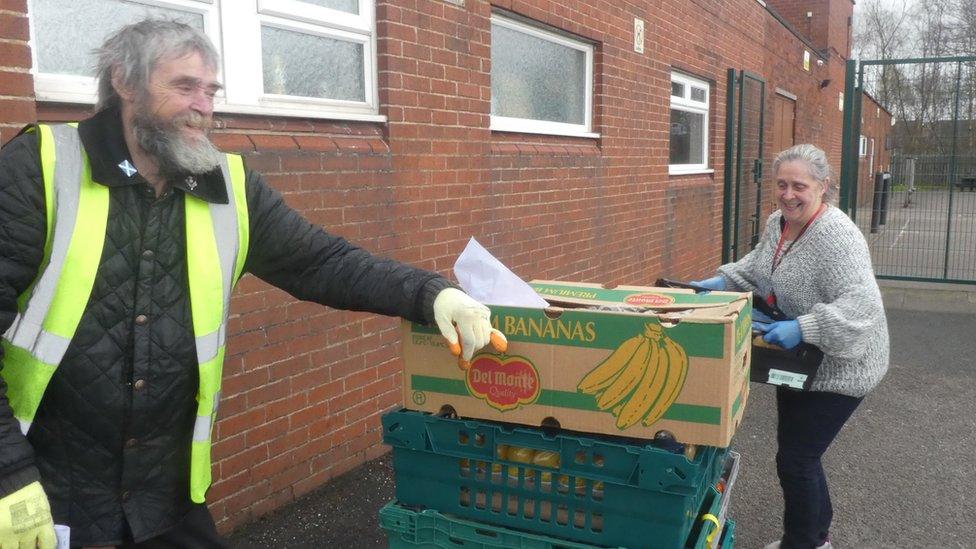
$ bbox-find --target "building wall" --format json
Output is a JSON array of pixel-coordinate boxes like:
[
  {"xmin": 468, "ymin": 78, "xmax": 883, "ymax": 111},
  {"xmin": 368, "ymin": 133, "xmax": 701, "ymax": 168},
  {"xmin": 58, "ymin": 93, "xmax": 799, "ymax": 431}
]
[
  {"xmin": 857, "ymin": 93, "xmax": 894, "ymax": 208},
  {"xmin": 760, "ymin": 13, "xmax": 845, "ymax": 218},
  {"xmin": 765, "ymin": 0, "xmax": 853, "ymax": 58},
  {"xmin": 1, "ymin": 0, "xmax": 852, "ymax": 532},
  {"xmin": 766, "ymin": 0, "xmax": 819, "ymax": 48},
  {"xmin": 0, "ymin": 0, "xmax": 35, "ymax": 144}
]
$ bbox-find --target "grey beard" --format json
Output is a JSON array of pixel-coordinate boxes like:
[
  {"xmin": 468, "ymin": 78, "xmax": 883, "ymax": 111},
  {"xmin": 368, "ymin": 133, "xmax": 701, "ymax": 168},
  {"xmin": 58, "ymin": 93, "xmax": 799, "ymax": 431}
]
[{"xmin": 132, "ymin": 113, "xmax": 222, "ymax": 179}]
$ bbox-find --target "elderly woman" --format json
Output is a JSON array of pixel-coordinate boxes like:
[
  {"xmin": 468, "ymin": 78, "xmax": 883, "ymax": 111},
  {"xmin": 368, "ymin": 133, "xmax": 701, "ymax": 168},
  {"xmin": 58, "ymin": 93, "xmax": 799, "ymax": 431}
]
[{"xmin": 695, "ymin": 144, "xmax": 889, "ymax": 549}]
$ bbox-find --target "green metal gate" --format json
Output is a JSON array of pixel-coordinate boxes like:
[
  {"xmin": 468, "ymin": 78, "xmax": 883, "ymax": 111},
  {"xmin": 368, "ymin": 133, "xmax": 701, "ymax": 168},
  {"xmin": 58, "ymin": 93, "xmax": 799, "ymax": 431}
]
[
  {"xmin": 840, "ymin": 56, "xmax": 976, "ymax": 284},
  {"xmin": 722, "ymin": 69, "xmax": 766, "ymax": 263}
]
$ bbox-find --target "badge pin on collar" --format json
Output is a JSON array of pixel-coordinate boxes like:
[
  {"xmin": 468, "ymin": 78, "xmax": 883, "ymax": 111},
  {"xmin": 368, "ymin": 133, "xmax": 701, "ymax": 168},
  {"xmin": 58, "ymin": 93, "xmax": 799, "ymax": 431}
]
[
  {"xmin": 118, "ymin": 160, "xmax": 137, "ymax": 177},
  {"xmin": 184, "ymin": 176, "xmax": 197, "ymax": 190}
]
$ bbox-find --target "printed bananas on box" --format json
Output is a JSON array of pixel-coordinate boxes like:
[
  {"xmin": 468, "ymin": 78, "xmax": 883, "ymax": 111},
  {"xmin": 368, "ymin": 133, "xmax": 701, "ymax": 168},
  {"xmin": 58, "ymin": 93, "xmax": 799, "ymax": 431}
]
[{"xmin": 577, "ymin": 323, "xmax": 688, "ymax": 429}]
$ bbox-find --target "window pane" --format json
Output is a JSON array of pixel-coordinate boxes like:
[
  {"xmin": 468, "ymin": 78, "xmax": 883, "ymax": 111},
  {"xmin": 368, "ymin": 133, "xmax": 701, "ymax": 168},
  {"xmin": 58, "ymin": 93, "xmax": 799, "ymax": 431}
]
[
  {"xmin": 262, "ymin": 26, "xmax": 365, "ymax": 102},
  {"xmin": 299, "ymin": 0, "xmax": 358, "ymax": 14},
  {"xmin": 29, "ymin": 0, "xmax": 203, "ymax": 76},
  {"xmin": 669, "ymin": 109, "xmax": 705, "ymax": 165},
  {"xmin": 671, "ymin": 82, "xmax": 684, "ymax": 97},
  {"xmin": 491, "ymin": 23, "xmax": 587, "ymax": 125},
  {"xmin": 691, "ymin": 87, "xmax": 706, "ymax": 102}
]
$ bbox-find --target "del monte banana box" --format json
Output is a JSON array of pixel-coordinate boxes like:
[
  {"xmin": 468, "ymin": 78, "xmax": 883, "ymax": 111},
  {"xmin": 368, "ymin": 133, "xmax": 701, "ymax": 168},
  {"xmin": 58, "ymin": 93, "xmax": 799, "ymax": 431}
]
[{"xmin": 402, "ymin": 280, "xmax": 752, "ymax": 447}]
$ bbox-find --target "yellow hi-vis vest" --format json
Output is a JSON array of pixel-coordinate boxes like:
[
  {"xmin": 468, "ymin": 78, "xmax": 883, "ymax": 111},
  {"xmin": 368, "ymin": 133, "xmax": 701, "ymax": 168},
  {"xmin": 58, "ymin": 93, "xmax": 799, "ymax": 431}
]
[{"xmin": 0, "ymin": 123, "xmax": 249, "ymax": 503}]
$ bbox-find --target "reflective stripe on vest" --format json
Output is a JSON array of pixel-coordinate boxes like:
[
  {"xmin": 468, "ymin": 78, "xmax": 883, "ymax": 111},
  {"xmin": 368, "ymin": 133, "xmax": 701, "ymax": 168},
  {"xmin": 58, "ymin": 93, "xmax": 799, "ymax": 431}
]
[
  {"xmin": 186, "ymin": 149, "xmax": 249, "ymax": 503},
  {"xmin": 1, "ymin": 124, "xmax": 106, "ymax": 434},
  {"xmin": 0, "ymin": 124, "xmax": 249, "ymax": 504}
]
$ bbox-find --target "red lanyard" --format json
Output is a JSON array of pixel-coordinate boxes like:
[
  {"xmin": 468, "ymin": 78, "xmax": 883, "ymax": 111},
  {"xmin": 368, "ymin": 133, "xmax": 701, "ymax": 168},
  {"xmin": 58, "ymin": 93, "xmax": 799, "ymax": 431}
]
[
  {"xmin": 771, "ymin": 204, "xmax": 825, "ymax": 273},
  {"xmin": 767, "ymin": 205, "xmax": 825, "ymax": 308}
]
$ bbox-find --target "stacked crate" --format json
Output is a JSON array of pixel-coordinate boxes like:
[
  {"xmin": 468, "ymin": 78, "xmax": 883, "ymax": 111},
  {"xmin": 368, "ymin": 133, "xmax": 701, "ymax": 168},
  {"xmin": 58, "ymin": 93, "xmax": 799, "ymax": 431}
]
[
  {"xmin": 382, "ymin": 282, "xmax": 749, "ymax": 547},
  {"xmin": 379, "ymin": 409, "xmax": 739, "ymax": 548}
]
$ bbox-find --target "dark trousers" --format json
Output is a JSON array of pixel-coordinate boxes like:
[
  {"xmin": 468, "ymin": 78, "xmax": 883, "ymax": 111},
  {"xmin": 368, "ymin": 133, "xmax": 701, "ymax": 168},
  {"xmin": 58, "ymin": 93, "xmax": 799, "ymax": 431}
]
[
  {"xmin": 776, "ymin": 387, "xmax": 862, "ymax": 549},
  {"xmin": 113, "ymin": 504, "xmax": 228, "ymax": 549}
]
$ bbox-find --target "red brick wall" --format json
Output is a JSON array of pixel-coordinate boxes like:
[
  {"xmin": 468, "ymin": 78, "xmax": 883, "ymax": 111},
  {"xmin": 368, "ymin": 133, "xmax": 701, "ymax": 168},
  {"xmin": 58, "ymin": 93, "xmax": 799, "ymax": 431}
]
[
  {"xmin": 0, "ymin": 0, "xmax": 35, "ymax": 144},
  {"xmin": 756, "ymin": 9, "xmax": 847, "ymax": 217},
  {"xmin": 857, "ymin": 93, "xmax": 893, "ymax": 207},
  {"xmin": 765, "ymin": 0, "xmax": 854, "ymax": 57},
  {"xmin": 1, "ymin": 0, "xmax": 854, "ymax": 533},
  {"xmin": 766, "ymin": 0, "xmax": 816, "ymax": 45},
  {"xmin": 826, "ymin": 0, "xmax": 854, "ymax": 59}
]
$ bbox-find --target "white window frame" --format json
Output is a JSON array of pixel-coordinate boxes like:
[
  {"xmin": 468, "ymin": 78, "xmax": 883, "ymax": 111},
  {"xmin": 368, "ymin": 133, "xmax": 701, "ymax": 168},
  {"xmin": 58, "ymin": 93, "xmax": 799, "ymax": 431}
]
[
  {"xmin": 869, "ymin": 137, "xmax": 875, "ymax": 174},
  {"xmin": 27, "ymin": 0, "xmax": 383, "ymax": 122},
  {"xmin": 669, "ymin": 71, "xmax": 711, "ymax": 175},
  {"xmin": 859, "ymin": 135, "xmax": 868, "ymax": 157},
  {"xmin": 489, "ymin": 14, "xmax": 597, "ymax": 139},
  {"xmin": 28, "ymin": 0, "xmax": 219, "ymax": 105}
]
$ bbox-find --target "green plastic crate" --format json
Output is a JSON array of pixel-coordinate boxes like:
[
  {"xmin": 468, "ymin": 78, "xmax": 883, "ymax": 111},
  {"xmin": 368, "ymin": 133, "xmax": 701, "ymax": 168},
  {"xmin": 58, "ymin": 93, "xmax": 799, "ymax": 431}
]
[
  {"xmin": 380, "ymin": 500, "xmax": 732, "ymax": 549},
  {"xmin": 686, "ymin": 485, "xmax": 729, "ymax": 549},
  {"xmin": 687, "ymin": 451, "xmax": 739, "ymax": 549},
  {"xmin": 380, "ymin": 501, "xmax": 617, "ymax": 548},
  {"xmin": 382, "ymin": 409, "xmax": 727, "ymax": 549},
  {"xmin": 719, "ymin": 520, "xmax": 734, "ymax": 548}
]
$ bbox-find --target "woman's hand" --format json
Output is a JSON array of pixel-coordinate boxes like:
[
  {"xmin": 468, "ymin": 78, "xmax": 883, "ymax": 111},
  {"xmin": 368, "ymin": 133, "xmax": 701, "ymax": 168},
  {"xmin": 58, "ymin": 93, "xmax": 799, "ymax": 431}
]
[
  {"xmin": 751, "ymin": 308, "xmax": 774, "ymax": 324},
  {"xmin": 691, "ymin": 275, "xmax": 726, "ymax": 291},
  {"xmin": 753, "ymin": 319, "xmax": 802, "ymax": 349}
]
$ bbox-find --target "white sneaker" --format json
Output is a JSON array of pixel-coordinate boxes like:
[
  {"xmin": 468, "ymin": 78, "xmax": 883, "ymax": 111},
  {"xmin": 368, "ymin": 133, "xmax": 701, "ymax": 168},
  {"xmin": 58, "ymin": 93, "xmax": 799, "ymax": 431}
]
[{"xmin": 763, "ymin": 541, "xmax": 832, "ymax": 549}]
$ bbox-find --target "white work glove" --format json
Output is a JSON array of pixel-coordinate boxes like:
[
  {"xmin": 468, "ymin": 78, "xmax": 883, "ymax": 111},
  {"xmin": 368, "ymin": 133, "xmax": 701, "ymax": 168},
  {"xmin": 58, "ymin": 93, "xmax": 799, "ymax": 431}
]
[
  {"xmin": 0, "ymin": 481, "xmax": 56, "ymax": 549},
  {"xmin": 433, "ymin": 288, "xmax": 507, "ymax": 369}
]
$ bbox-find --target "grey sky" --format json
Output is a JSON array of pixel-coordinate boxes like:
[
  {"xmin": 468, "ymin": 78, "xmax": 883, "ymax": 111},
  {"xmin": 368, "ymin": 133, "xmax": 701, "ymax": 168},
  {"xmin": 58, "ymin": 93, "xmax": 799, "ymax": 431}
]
[{"xmin": 852, "ymin": 0, "xmax": 916, "ymax": 16}]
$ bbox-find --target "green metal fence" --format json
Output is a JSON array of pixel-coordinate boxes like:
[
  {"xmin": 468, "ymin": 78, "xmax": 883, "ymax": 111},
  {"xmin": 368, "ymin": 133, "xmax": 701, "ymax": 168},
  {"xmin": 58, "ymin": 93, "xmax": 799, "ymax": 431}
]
[
  {"xmin": 840, "ymin": 56, "xmax": 976, "ymax": 284},
  {"xmin": 722, "ymin": 69, "xmax": 766, "ymax": 263}
]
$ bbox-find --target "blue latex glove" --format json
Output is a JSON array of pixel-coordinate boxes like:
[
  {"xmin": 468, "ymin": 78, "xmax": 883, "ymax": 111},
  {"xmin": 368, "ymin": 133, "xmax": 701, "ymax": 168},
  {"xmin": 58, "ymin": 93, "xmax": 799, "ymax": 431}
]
[
  {"xmin": 751, "ymin": 308, "xmax": 774, "ymax": 324},
  {"xmin": 753, "ymin": 320, "xmax": 802, "ymax": 350},
  {"xmin": 691, "ymin": 275, "xmax": 726, "ymax": 291}
]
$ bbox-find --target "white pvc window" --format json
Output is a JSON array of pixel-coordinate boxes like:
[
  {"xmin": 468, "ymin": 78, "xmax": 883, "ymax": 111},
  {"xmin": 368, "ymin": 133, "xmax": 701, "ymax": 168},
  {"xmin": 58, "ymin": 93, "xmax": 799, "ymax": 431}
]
[
  {"xmin": 669, "ymin": 72, "xmax": 710, "ymax": 174},
  {"xmin": 859, "ymin": 135, "xmax": 868, "ymax": 157},
  {"xmin": 869, "ymin": 137, "xmax": 875, "ymax": 173},
  {"xmin": 27, "ymin": 0, "xmax": 381, "ymax": 121},
  {"xmin": 490, "ymin": 14, "xmax": 596, "ymax": 138}
]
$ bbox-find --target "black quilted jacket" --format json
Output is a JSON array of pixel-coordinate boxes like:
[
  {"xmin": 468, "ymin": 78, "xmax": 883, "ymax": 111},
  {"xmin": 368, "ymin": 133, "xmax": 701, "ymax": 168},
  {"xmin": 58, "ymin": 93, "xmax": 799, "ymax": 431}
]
[{"xmin": 0, "ymin": 108, "xmax": 451, "ymax": 545}]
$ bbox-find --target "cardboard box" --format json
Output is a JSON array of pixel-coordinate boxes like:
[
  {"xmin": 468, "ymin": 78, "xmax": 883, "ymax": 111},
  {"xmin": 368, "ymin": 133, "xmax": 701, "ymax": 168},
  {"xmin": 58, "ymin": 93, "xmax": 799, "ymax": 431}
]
[{"xmin": 401, "ymin": 281, "xmax": 752, "ymax": 447}]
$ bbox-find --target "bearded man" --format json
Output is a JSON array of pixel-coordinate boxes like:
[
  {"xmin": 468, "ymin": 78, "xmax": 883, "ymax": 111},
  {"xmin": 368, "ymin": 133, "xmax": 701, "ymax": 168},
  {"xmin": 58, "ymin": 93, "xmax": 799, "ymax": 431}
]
[{"xmin": 0, "ymin": 19, "xmax": 500, "ymax": 547}]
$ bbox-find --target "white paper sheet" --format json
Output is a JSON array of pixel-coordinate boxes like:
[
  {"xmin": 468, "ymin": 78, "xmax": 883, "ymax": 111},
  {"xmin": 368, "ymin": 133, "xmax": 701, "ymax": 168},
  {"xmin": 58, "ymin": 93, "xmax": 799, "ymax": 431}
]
[
  {"xmin": 453, "ymin": 237, "xmax": 549, "ymax": 308},
  {"xmin": 54, "ymin": 524, "xmax": 69, "ymax": 549}
]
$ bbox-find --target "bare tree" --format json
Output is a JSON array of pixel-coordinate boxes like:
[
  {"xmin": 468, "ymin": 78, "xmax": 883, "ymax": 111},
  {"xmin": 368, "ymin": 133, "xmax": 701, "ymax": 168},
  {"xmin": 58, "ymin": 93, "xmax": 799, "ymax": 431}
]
[
  {"xmin": 853, "ymin": 0, "xmax": 911, "ymax": 110},
  {"xmin": 947, "ymin": 0, "xmax": 976, "ymax": 55},
  {"xmin": 855, "ymin": 0, "xmax": 975, "ymax": 155},
  {"xmin": 853, "ymin": 0, "xmax": 912, "ymax": 60},
  {"xmin": 947, "ymin": 0, "xmax": 976, "ymax": 150}
]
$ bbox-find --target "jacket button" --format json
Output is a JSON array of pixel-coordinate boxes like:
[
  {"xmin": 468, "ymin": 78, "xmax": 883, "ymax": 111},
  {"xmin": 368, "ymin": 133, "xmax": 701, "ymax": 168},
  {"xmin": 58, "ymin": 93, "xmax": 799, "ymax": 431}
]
[
  {"xmin": 134, "ymin": 379, "xmax": 146, "ymax": 391},
  {"xmin": 121, "ymin": 491, "xmax": 130, "ymax": 502},
  {"xmin": 135, "ymin": 314, "xmax": 148, "ymax": 325},
  {"xmin": 142, "ymin": 249, "xmax": 154, "ymax": 259},
  {"xmin": 125, "ymin": 438, "xmax": 138, "ymax": 449}
]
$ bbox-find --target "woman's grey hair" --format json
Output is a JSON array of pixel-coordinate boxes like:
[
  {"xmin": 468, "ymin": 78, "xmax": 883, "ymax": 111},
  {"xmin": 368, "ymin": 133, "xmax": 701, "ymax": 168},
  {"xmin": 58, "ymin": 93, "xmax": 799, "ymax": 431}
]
[
  {"xmin": 94, "ymin": 19, "xmax": 219, "ymax": 112},
  {"xmin": 772, "ymin": 143, "xmax": 837, "ymax": 203}
]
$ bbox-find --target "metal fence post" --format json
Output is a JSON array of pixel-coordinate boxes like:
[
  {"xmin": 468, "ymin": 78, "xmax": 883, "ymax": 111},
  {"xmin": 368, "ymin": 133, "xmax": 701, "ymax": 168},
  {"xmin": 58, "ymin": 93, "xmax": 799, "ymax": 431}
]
[{"xmin": 839, "ymin": 59, "xmax": 858, "ymax": 216}]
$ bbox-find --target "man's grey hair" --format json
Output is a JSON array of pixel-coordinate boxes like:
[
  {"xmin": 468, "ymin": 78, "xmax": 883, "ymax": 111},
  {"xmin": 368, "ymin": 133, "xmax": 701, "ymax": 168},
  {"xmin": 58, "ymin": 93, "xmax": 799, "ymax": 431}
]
[
  {"xmin": 94, "ymin": 19, "xmax": 219, "ymax": 112},
  {"xmin": 772, "ymin": 143, "xmax": 837, "ymax": 204}
]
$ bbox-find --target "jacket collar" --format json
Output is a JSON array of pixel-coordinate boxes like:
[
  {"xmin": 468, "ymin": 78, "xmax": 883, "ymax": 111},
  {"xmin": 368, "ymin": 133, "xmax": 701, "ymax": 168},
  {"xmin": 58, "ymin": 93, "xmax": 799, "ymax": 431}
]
[{"xmin": 76, "ymin": 107, "xmax": 228, "ymax": 204}]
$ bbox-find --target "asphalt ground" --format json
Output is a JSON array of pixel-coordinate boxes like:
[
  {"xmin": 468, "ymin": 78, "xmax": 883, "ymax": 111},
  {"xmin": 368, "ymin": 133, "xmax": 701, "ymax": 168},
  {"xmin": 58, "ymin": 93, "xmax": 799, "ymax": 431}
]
[
  {"xmin": 229, "ymin": 307, "xmax": 976, "ymax": 548},
  {"xmin": 856, "ymin": 189, "xmax": 976, "ymax": 281}
]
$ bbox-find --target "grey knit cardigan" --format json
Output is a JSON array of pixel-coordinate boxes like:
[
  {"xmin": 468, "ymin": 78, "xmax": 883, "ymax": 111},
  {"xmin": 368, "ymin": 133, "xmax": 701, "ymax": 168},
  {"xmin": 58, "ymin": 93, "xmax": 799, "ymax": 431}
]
[{"xmin": 718, "ymin": 206, "xmax": 889, "ymax": 397}]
